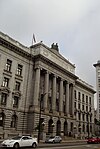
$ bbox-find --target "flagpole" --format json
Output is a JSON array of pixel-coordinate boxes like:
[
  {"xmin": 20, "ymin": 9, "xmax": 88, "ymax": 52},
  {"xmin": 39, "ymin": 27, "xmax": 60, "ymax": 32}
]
[{"xmin": 32, "ymin": 33, "xmax": 36, "ymax": 45}]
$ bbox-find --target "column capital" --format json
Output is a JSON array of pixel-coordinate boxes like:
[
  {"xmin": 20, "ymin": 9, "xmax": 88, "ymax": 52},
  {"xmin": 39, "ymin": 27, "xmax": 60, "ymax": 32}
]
[
  {"xmin": 52, "ymin": 74, "xmax": 57, "ymax": 78},
  {"xmin": 35, "ymin": 66, "xmax": 41, "ymax": 70},
  {"xmin": 44, "ymin": 70, "xmax": 49, "ymax": 74},
  {"xmin": 60, "ymin": 78, "xmax": 64, "ymax": 81},
  {"xmin": 65, "ymin": 80, "xmax": 70, "ymax": 84}
]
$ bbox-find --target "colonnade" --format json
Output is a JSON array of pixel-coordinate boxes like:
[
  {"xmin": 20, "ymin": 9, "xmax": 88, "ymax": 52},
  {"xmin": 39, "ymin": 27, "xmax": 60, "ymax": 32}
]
[{"xmin": 33, "ymin": 67, "xmax": 75, "ymax": 116}]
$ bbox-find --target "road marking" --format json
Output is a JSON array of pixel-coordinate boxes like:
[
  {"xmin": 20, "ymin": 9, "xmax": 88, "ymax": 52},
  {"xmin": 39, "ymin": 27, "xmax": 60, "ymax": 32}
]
[{"xmin": 85, "ymin": 145, "xmax": 100, "ymax": 148}]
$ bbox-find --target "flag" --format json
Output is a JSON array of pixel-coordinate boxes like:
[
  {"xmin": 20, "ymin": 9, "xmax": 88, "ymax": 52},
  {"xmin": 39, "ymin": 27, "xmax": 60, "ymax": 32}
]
[{"xmin": 32, "ymin": 33, "xmax": 36, "ymax": 45}]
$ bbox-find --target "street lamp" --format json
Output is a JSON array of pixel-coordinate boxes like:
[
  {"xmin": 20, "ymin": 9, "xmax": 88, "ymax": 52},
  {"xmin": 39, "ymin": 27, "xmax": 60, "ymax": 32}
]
[
  {"xmin": 51, "ymin": 122, "xmax": 55, "ymax": 136},
  {"xmin": 38, "ymin": 94, "xmax": 43, "ymax": 143},
  {"xmin": 73, "ymin": 125, "xmax": 76, "ymax": 138},
  {"xmin": 87, "ymin": 113, "xmax": 89, "ymax": 138},
  {"xmin": 78, "ymin": 125, "xmax": 81, "ymax": 139},
  {"xmin": 38, "ymin": 93, "xmax": 47, "ymax": 143}
]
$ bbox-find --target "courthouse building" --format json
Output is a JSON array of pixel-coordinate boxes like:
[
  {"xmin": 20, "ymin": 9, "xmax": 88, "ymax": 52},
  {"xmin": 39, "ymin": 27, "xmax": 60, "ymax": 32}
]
[{"xmin": 0, "ymin": 31, "xmax": 95, "ymax": 139}]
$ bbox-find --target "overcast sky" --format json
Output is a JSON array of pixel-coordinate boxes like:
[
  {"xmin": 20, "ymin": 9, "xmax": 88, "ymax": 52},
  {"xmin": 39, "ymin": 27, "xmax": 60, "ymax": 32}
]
[{"xmin": 0, "ymin": 0, "xmax": 100, "ymax": 107}]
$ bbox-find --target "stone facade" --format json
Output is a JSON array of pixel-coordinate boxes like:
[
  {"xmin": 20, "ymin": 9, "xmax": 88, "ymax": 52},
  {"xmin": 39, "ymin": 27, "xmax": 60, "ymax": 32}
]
[
  {"xmin": 94, "ymin": 61, "xmax": 100, "ymax": 120},
  {"xmin": 0, "ymin": 32, "xmax": 95, "ymax": 139}
]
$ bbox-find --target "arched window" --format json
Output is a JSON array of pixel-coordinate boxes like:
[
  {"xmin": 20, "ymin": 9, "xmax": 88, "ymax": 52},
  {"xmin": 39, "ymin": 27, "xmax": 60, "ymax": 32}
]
[
  {"xmin": 56, "ymin": 120, "xmax": 61, "ymax": 136},
  {"xmin": 64, "ymin": 121, "xmax": 68, "ymax": 136},
  {"xmin": 11, "ymin": 115, "xmax": 17, "ymax": 128},
  {"xmin": 48, "ymin": 119, "xmax": 54, "ymax": 134}
]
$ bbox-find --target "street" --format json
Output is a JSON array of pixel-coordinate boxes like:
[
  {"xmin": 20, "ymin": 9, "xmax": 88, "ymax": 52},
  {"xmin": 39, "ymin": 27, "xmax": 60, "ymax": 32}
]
[
  {"xmin": 37, "ymin": 144, "xmax": 100, "ymax": 149},
  {"xmin": 1, "ymin": 142, "xmax": 100, "ymax": 149}
]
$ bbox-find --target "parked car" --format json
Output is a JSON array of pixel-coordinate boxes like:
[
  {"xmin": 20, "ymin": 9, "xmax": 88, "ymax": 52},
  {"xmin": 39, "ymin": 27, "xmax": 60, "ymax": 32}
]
[
  {"xmin": 87, "ymin": 137, "xmax": 100, "ymax": 144},
  {"xmin": 45, "ymin": 136, "xmax": 62, "ymax": 143},
  {"xmin": 1, "ymin": 135, "xmax": 38, "ymax": 148}
]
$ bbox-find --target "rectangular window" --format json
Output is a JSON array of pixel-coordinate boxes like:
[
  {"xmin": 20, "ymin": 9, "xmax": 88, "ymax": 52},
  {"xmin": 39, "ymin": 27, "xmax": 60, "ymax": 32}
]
[
  {"xmin": 5, "ymin": 59, "xmax": 12, "ymax": 72},
  {"xmin": 15, "ymin": 81, "xmax": 20, "ymax": 91},
  {"xmin": 74, "ymin": 102, "xmax": 76, "ymax": 108},
  {"xmin": 78, "ymin": 92, "xmax": 81, "ymax": 100},
  {"xmin": 86, "ymin": 106, "xmax": 88, "ymax": 111},
  {"xmin": 2, "ymin": 77, "xmax": 9, "ymax": 87},
  {"xmin": 78, "ymin": 113, "xmax": 81, "ymax": 120},
  {"xmin": 82, "ymin": 105, "xmax": 84, "ymax": 110},
  {"xmin": 89, "ymin": 97, "xmax": 91, "ymax": 104},
  {"xmin": 16, "ymin": 64, "xmax": 23, "ymax": 76},
  {"xmin": 13, "ymin": 96, "xmax": 19, "ymax": 107},
  {"xmin": 82, "ymin": 114, "xmax": 85, "ymax": 121},
  {"xmin": 74, "ymin": 90, "xmax": 77, "ymax": 99},
  {"xmin": 82, "ymin": 94, "xmax": 84, "ymax": 102},
  {"xmin": 1, "ymin": 93, "xmax": 7, "ymax": 105},
  {"xmin": 89, "ymin": 107, "xmax": 91, "ymax": 112},
  {"xmin": 78, "ymin": 103, "xmax": 80, "ymax": 109},
  {"xmin": 86, "ymin": 96, "xmax": 88, "ymax": 103},
  {"xmin": 86, "ymin": 115, "xmax": 88, "ymax": 122}
]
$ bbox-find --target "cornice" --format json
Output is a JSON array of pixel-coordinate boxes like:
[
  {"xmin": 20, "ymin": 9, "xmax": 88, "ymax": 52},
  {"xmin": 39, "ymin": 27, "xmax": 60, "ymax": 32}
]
[
  {"xmin": 0, "ymin": 36, "xmax": 31, "ymax": 60},
  {"xmin": 75, "ymin": 79, "xmax": 96, "ymax": 94},
  {"xmin": 34, "ymin": 54, "xmax": 78, "ymax": 80}
]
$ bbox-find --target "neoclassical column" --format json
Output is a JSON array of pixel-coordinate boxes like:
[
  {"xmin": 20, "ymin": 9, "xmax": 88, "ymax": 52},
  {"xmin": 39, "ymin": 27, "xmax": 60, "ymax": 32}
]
[
  {"xmin": 44, "ymin": 71, "xmax": 49, "ymax": 111},
  {"xmin": 33, "ymin": 67, "xmax": 41, "ymax": 106},
  {"xmin": 52, "ymin": 75, "xmax": 56, "ymax": 111},
  {"xmin": 71, "ymin": 84, "xmax": 75, "ymax": 116},
  {"xmin": 59, "ymin": 79, "xmax": 63, "ymax": 113},
  {"xmin": 65, "ymin": 82, "xmax": 69, "ymax": 115}
]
